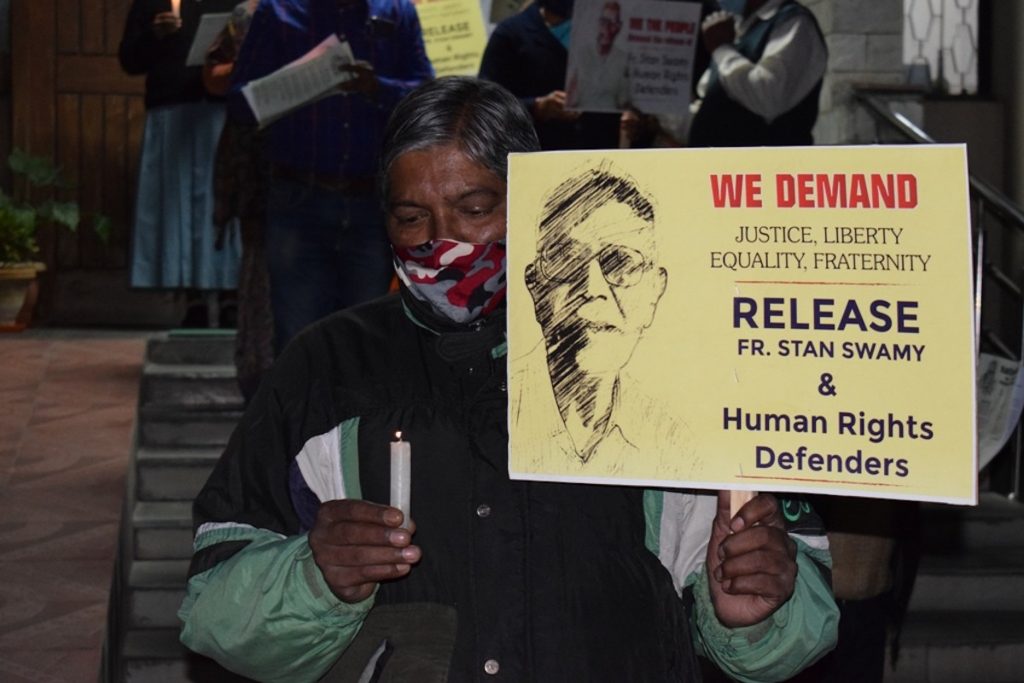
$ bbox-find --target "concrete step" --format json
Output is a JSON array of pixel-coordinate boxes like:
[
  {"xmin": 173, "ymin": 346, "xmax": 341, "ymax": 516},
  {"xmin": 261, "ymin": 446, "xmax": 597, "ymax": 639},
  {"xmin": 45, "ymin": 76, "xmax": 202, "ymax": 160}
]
[
  {"xmin": 921, "ymin": 493, "xmax": 1024, "ymax": 553},
  {"xmin": 134, "ymin": 501, "xmax": 194, "ymax": 561},
  {"xmin": 140, "ymin": 363, "xmax": 243, "ymax": 411},
  {"xmin": 885, "ymin": 611, "xmax": 1024, "ymax": 683},
  {"xmin": 122, "ymin": 628, "xmax": 191, "ymax": 683},
  {"xmin": 146, "ymin": 333, "xmax": 236, "ymax": 367},
  {"xmin": 122, "ymin": 628, "xmax": 255, "ymax": 682},
  {"xmin": 128, "ymin": 560, "xmax": 190, "ymax": 629},
  {"xmin": 139, "ymin": 407, "xmax": 242, "ymax": 449},
  {"xmin": 908, "ymin": 548, "xmax": 1024, "ymax": 612},
  {"xmin": 136, "ymin": 447, "xmax": 221, "ymax": 502}
]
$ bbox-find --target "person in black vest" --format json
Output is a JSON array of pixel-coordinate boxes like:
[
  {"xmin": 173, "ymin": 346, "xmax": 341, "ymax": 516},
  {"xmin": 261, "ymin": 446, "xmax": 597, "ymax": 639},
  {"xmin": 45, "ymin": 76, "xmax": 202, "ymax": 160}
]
[{"xmin": 687, "ymin": 0, "xmax": 827, "ymax": 147}]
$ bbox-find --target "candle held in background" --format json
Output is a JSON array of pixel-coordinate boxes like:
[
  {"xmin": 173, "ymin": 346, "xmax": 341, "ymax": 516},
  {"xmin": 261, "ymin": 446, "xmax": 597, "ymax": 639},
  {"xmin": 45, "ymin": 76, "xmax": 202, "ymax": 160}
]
[
  {"xmin": 390, "ymin": 432, "xmax": 411, "ymax": 523},
  {"xmin": 170, "ymin": 0, "xmax": 181, "ymax": 17}
]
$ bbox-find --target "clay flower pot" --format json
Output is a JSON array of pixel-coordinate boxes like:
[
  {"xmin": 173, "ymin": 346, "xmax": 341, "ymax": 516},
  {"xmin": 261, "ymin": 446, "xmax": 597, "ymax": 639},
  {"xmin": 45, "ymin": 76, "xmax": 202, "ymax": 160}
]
[{"xmin": 0, "ymin": 262, "xmax": 45, "ymax": 331}]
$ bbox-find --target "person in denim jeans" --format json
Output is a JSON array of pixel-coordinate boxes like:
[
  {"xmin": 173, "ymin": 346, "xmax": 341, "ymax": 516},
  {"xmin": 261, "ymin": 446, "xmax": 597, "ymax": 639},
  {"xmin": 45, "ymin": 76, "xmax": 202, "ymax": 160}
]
[{"xmin": 229, "ymin": 0, "xmax": 434, "ymax": 353}]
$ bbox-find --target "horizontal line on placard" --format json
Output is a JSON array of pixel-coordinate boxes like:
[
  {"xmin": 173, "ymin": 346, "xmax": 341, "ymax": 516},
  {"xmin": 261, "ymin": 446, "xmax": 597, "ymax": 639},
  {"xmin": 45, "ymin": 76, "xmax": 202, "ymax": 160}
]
[
  {"xmin": 733, "ymin": 280, "xmax": 905, "ymax": 286},
  {"xmin": 735, "ymin": 474, "xmax": 904, "ymax": 487}
]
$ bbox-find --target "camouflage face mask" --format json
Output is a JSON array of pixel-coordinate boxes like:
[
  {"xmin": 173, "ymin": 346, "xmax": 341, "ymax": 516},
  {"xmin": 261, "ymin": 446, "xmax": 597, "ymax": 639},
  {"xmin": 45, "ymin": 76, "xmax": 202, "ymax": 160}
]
[{"xmin": 392, "ymin": 239, "xmax": 507, "ymax": 324}]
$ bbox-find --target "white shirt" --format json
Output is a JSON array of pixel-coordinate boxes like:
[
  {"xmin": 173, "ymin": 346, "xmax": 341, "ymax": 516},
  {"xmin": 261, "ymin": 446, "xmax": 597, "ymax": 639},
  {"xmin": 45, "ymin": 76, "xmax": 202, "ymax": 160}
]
[{"xmin": 694, "ymin": 0, "xmax": 827, "ymax": 124}]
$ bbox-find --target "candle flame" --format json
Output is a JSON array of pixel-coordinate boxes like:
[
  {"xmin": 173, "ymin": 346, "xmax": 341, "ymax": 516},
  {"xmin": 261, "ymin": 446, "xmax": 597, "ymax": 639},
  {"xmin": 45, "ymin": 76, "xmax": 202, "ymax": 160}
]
[{"xmin": 394, "ymin": 430, "xmax": 402, "ymax": 441}]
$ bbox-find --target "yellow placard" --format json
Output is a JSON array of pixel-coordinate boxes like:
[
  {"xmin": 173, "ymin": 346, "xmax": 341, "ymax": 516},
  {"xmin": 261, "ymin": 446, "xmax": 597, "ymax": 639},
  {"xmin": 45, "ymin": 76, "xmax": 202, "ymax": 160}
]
[
  {"xmin": 412, "ymin": 0, "xmax": 488, "ymax": 77},
  {"xmin": 507, "ymin": 146, "xmax": 977, "ymax": 505}
]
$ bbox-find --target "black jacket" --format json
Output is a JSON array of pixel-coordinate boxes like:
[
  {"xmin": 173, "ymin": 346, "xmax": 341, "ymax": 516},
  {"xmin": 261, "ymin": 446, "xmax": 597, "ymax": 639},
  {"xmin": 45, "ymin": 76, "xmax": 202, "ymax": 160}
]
[
  {"xmin": 119, "ymin": 0, "xmax": 238, "ymax": 109},
  {"xmin": 190, "ymin": 291, "xmax": 699, "ymax": 681}
]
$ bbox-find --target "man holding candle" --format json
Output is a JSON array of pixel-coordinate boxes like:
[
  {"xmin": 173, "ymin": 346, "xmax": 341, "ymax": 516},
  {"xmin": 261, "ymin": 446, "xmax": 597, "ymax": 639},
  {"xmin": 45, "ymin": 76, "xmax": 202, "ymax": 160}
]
[
  {"xmin": 119, "ymin": 0, "xmax": 243, "ymax": 322},
  {"xmin": 179, "ymin": 77, "xmax": 837, "ymax": 682}
]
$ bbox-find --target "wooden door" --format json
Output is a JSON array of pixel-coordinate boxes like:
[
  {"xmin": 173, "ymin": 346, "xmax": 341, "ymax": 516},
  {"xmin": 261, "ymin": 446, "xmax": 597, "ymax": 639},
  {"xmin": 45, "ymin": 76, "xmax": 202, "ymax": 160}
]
[{"xmin": 11, "ymin": 0, "xmax": 147, "ymax": 318}]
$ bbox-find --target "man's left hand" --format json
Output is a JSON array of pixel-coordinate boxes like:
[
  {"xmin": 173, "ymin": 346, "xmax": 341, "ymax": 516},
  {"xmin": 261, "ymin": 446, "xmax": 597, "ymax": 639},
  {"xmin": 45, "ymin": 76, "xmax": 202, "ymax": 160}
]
[
  {"xmin": 338, "ymin": 61, "xmax": 379, "ymax": 97},
  {"xmin": 705, "ymin": 491, "xmax": 797, "ymax": 628}
]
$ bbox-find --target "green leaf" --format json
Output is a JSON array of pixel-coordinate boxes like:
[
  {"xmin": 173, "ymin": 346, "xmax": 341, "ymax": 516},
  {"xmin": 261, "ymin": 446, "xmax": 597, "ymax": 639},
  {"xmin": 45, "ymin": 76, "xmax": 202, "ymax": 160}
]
[
  {"xmin": 92, "ymin": 214, "xmax": 112, "ymax": 244},
  {"xmin": 8, "ymin": 148, "xmax": 65, "ymax": 188},
  {"xmin": 40, "ymin": 200, "xmax": 81, "ymax": 230},
  {"xmin": 0, "ymin": 204, "xmax": 39, "ymax": 262}
]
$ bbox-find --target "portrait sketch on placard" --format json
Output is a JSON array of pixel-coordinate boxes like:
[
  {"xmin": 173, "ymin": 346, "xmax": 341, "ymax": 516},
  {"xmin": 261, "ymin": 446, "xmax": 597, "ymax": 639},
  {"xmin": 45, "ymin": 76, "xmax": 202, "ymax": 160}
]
[{"xmin": 510, "ymin": 161, "xmax": 694, "ymax": 479}]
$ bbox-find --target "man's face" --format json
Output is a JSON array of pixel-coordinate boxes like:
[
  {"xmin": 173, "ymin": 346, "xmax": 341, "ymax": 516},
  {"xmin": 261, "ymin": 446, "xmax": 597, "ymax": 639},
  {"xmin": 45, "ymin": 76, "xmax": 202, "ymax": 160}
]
[
  {"xmin": 597, "ymin": 2, "xmax": 622, "ymax": 55},
  {"xmin": 385, "ymin": 144, "xmax": 507, "ymax": 248},
  {"xmin": 527, "ymin": 200, "xmax": 667, "ymax": 379}
]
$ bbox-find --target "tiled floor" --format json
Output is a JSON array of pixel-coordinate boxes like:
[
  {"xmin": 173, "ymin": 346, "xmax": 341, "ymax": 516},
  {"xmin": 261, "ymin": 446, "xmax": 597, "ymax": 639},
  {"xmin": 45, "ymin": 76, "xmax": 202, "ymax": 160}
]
[{"xmin": 0, "ymin": 330, "xmax": 148, "ymax": 683}]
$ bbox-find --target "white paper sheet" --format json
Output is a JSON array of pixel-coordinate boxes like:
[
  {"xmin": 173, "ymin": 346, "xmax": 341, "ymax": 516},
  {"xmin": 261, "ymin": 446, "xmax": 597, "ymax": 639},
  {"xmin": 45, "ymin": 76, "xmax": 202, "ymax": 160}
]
[
  {"xmin": 240, "ymin": 34, "xmax": 356, "ymax": 128},
  {"xmin": 185, "ymin": 12, "xmax": 232, "ymax": 67},
  {"xmin": 977, "ymin": 352, "xmax": 1024, "ymax": 469}
]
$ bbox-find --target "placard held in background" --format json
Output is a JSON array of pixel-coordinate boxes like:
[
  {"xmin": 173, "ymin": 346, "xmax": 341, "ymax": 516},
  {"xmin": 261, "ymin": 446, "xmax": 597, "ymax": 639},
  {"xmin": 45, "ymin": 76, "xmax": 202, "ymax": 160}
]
[
  {"xmin": 413, "ymin": 0, "xmax": 488, "ymax": 76},
  {"xmin": 566, "ymin": 0, "xmax": 701, "ymax": 115}
]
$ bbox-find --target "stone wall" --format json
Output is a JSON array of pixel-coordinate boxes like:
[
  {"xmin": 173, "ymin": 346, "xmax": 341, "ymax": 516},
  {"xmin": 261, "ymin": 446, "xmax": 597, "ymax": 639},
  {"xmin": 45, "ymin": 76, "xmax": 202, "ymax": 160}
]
[{"xmin": 804, "ymin": 0, "xmax": 906, "ymax": 145}]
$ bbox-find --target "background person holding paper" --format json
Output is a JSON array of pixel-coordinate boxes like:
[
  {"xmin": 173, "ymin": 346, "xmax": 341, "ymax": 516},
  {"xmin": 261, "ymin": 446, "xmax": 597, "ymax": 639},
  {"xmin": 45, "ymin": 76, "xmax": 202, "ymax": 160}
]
[
  {"xmin": 229, "ymin": 0, "xmax": 433, "ymax": 354},
  {"xmin": 478, "ymin": 0, "xmax": 621, "ymax": 151},
  {"xmin": 178, "ymin": 77, "xmax": 838, "ymax": 683},
  {"xmin": 119, "ymin": 0, "xmax": 243, "ymax": 326}
]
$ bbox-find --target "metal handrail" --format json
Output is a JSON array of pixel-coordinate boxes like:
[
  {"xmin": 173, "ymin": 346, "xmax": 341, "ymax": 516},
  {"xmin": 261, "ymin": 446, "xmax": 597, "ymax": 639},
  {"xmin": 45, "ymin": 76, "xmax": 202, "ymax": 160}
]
[
  {"xmin": 854, "ymin": 92, "xmax": 1024, "ymax": 229},
  {"xmin": 853, "ymin": 88, "xmax": 1024, "ymax": 500},
  {"xmin": 853, "ymin": 89, "xmax": 1024, "ymax": 346}
]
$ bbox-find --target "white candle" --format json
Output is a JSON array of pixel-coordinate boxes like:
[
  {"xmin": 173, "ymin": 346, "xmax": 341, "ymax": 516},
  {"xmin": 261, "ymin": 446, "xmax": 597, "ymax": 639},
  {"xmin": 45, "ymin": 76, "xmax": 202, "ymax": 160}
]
[
  {"xmin": 390, "ymin": 431, "xmax": 411, "ymax": 523},
  {"xmin": 170, "ymin": 0, "xmax": 181, "ymax": 17}
]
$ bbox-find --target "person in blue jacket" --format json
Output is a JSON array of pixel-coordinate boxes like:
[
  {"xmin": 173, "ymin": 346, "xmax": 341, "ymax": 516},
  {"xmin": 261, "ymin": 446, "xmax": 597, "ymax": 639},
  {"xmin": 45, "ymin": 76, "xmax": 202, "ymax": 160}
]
[{"xmin": 228, "ymin": 0, "xmax": 434, "ymax": 353}]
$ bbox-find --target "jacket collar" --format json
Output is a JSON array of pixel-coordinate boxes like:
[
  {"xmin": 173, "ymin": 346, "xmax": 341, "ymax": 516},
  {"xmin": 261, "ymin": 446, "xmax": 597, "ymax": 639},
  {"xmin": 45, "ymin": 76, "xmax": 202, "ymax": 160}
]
[{"xmin": 399, "ymin": 284, "xmax": 507, "ymax": 361}]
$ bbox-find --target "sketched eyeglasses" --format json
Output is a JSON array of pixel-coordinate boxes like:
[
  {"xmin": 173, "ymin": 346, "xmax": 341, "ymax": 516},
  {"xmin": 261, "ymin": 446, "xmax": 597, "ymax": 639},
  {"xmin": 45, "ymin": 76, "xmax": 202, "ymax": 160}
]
[{"xmin": 538, "ymin": 243, "xmax": 651, "ymax": 288}]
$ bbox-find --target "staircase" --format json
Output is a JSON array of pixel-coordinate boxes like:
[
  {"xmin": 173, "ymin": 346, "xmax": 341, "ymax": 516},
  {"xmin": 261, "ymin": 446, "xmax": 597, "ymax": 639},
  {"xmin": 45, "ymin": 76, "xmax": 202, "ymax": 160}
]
[
  {"xmin": 103, "ymin": 332, "xmax": 1024, "ymax": 682},
  {"xmin": 106, "ymin": 331, "xmax": 246, "ymax": 682},
  {"xmin": 887, "ymin": 493, "xmax": 1024, "ymax": 682}
]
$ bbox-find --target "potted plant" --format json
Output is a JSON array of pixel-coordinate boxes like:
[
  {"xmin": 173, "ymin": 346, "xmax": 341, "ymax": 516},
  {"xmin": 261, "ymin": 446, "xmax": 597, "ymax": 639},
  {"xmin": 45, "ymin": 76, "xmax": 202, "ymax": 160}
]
[{"xmin": 0, "ymin": 149, "xmax": 110, "ymax": 330}]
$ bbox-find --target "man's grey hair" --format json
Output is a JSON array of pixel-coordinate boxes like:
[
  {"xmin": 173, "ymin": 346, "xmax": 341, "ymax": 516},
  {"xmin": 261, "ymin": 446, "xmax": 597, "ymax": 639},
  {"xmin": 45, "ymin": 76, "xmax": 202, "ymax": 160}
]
[{"xmin": 379, "ymin": 76, "xmax": 541, "ymax": 199}]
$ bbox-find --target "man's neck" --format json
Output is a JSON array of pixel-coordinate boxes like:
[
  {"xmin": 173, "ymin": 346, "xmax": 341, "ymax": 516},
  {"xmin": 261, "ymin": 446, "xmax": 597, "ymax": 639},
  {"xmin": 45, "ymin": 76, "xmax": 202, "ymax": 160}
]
[{"xmin": 552, "ymin": 368, "xmax": 618, "ymax": 463}]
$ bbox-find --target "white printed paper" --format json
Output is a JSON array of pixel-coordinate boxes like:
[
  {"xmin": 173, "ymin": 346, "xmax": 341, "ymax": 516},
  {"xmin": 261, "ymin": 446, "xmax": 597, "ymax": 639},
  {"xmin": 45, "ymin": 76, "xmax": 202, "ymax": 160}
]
[
  {"xmin": 977, "ymin": 352, "xmax": 1024, "ymax": 469},
  {"xmin": 241, "ymin": 34, "xmax": 356, "ymax": 128}
]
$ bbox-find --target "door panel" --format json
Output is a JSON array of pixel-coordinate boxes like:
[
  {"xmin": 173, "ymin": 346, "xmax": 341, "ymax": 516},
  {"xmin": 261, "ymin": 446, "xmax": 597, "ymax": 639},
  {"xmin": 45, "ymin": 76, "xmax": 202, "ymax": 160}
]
[{"xmin": 13, "ymin": 0, "xmax": 147, "ymax": 316}]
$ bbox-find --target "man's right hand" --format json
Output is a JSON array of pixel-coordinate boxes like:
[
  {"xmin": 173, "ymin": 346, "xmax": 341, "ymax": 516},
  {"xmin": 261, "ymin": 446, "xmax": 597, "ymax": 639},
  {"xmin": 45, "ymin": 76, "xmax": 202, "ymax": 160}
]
[
  {"xmin": 532, "ymin": 90, "xmax": 581, "ymax": 122},
  {"xmin": 701, "ymin": 10, "xmax": 736, "ymax": 54},
  {"xmin": 309, "ymin": 499, "xmax": 421, "ymax": 603},
  {"xmin": 151, "ymin": 11, "xmax": 182, "ymax": 39}
]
